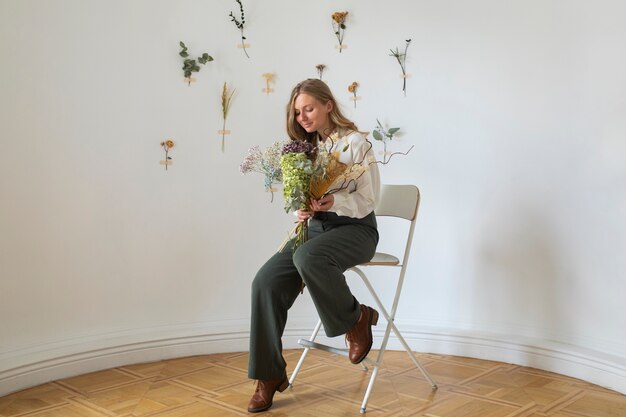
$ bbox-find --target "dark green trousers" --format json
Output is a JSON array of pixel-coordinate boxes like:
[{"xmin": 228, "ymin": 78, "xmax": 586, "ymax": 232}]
[{"xmin": 248, "ymin": 212, "xmax": 378, "ymax": 380}]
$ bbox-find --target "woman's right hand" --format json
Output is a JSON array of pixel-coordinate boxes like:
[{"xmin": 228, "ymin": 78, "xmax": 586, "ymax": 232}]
[{"xmin": 296, "ymin": 209, "xmax": 314, "ymax": 223}]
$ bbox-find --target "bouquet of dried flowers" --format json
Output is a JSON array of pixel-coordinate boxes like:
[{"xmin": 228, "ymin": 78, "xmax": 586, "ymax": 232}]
[
  {"xmin": 246, "ymin": 130, "xmax": 410, "ymax": 254},
  {"xmin": 279, "ymin": 140, "xmax": 316, "ymax": 249},
  {"xmin": 317, "ymin": 132, "xmax": 373, "ymax": 198},
  {"xmin": 280, "ymin": 141, "xmax": 315, "ymax": 211},
  {"xmin": 309, "ymin": 143, "xmax": 347, "ymax": 200},
  {"xmin": 280, "ymin": 133, "xmax": 377, "ymax": 251},
  {"xmin": 239, "ymin": 141, "xmax": 284, "ymax": 202}
]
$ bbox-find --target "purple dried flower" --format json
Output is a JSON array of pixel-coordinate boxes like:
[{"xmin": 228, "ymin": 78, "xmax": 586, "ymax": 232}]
[
  {"xmin": 282, "ymin": 140, "xmax": 315, "ymax": 156},
  {"xmin": 239, "ymin": 145, "xmax": 261, "ymax": 174}
]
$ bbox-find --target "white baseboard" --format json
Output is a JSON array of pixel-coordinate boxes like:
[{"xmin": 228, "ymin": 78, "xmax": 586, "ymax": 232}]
[{"xmin": 2, "ymin": 322, "xmax": 625, "ymax": 397}]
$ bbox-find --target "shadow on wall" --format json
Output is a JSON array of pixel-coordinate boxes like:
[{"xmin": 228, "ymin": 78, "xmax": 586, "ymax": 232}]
[{"xmin": 470, "ymin": 199, "xmax": 572, "ymax": 351}]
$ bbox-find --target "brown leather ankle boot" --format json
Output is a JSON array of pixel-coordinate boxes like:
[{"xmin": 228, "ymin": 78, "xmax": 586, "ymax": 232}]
[
  {"xmin": 346, "ymin": 304, "xmax": 379, "ymax": 364},
  {"xmin": 247, "ymin": 374, "xmax": 289, "ymax": 413}
]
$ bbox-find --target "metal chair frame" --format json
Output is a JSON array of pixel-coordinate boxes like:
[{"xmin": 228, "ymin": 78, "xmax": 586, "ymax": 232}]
[{"xmin": 288, "ymin": 184, "xmax": 438, "ymax": 413}]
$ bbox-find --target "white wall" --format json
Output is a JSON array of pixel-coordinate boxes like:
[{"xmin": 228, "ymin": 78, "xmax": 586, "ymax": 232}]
[{"xmin": 1, "ymin": 0, "xmax": 625, "ymax": 396}]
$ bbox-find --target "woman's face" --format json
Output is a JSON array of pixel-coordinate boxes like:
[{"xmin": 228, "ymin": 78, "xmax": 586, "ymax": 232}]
[{"xmin": 294, "ymin": 93, "xmax": 333, "ymax": 135}]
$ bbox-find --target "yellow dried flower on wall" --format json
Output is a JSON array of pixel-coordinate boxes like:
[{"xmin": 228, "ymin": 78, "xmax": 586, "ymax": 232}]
[
  {"xmin": 332, "ymin": 11, "xmax": 348, "ymax": 24},
  {"xmin": 348, "ymin": 82, "xmax": 359, "ymax": 108},
  {"xmin": 262, "ymin": 73, "xmax": 275, "ymax": 95},
  {"xmin": 160, "ymin": 139, "xmax": 175, "ymax": 171},
  {"xmin": 331, "ymin": 11, "xmax": 349, "ymax": 53}
]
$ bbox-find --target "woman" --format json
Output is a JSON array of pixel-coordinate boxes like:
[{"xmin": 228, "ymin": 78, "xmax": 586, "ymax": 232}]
[{"xmin": 248, "ymin": 79, "xmax": 381, "ymax": 413}]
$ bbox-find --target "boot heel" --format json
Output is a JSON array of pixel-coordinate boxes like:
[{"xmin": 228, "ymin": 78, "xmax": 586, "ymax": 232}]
[
  {"xmin": 370, "ymin": 308, "xmax": 379, "ymax": 326},
  {"xmin": 277, "ymin": 378, "xmax": 289, "ymax": 393}
]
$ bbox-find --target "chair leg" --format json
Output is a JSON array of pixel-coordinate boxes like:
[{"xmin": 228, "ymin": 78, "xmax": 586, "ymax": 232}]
[
  {"xmin": 360, "ymin": 316, "xmax": 395, "ymax": 413},
  {"xmin": 355, "ymin": 267, "xmax": 438, "ymax": 390},
  {"xmin": 289, "ymin": 319, "xmax": 323, "ymax": 387},
  {"xmin": 388, "ymin": 320, "xmax": 438, "ymax": 389},
  {"xmin": 360, "ymin": 365, "xmax": 381, "ymax": 413}
]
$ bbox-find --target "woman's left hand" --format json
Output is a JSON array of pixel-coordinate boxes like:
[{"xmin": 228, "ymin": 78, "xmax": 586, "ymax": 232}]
[{"xmin": 310, "ymin": 194, "xmax": 334, "ymax": 212}]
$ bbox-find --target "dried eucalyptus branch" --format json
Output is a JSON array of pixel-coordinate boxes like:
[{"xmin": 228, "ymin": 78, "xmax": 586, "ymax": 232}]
[
  {"xmin": 179, "ymin": 41, "xmax": 213, "ymax": 86},
  {"xmin": 372, "ymin": 119, "xmax": 400, "ymax": 162}
]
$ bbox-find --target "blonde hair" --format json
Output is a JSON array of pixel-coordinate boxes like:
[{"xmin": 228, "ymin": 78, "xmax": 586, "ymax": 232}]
[{"xmin": 286, "ymin": 79, "xmax": 361, "ymax": 145}]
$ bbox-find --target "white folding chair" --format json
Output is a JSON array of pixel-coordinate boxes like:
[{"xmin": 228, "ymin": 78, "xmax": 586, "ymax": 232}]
[{"xmin": 288, "ymin": 184, "xmax": 438, "ymax": 413}]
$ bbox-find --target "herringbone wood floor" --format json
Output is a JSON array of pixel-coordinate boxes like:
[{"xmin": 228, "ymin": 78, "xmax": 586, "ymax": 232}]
[{"xmin": 1, "ymin": 350, "xmax": 625, "ymax": 416}]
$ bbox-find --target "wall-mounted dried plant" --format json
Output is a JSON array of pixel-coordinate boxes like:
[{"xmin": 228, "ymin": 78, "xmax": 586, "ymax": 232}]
[
  {"xmin": 331, "ymin": 11, "xmax": 348, "ymax": 53},
  {"xmin": 348, "ymin": 82, "xmax": 359, "ymax": 108},
  {"xmin": 179, "ymin": 42, "xmax": 213, "ymax": 86},
  {"xmin": 220, "ymin": 82, "xmax": 236, "ymax": 152},
  {"xmin": 262, "ymin": 73, "xmax": 275, "ymax": 95},
  {"xmin": 316, "ymin": 64, "xmax": 326, "ymax": 80},
  {"xmin": 229, "ymin": 0, "xmax": 250, "ymax": 58},
  {"xmin": 372, "ymin": 119, "xmax": 401, "ymax": 162},
  {"xmin": 160, "ymin": 139, "xmax": 175, "ymax": 170},
  {"xmin": 390, "ymin": 39, "xmax": 411, "ymax": 96}
]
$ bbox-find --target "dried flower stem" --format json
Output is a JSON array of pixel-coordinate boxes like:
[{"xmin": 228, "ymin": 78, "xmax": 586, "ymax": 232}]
[
  {"xmin": 373, "ymin": 119, "xmax": 402, "ymax": 162},
  {"xmin": 390, "ymin": 39, "xmax": 411, "ymax": 96},
  {"xmin": 316, "ymin": 64, "xmax": 326, "ymax": 80},
  {"xmin": 331, "ymin": 12, "xmax": 348, "ymax": 53},
  {"xmin": 348, "ymin": 82, "xmax": 359, "ymax": 109},
  {"xmin": 229, "ymin": 0, "xmax": 249, "ymax": 58},
  {"xmin": 221, "ymin": 82, "xmax": 235, "ymax": 152},
  {"xmin": 262, "ymin": 73, "xmax": 274, "ymax": 95},
  {"xmin": 160, "ymin": 140, "xmax": 175, "ymax": 171},
  {"xmin": 322, "ymin": 136, "xmax": 413, "ymax": 198}
]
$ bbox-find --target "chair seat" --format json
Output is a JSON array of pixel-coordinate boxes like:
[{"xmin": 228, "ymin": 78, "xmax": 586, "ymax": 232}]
[{"xmin": 362, "ymin": 252, "xmax": 400, "ymax": 266}]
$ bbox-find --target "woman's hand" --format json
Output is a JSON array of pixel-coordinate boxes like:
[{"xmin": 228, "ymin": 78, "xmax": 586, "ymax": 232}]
[
  {"xmin": 296, "ymin": 195, "xmax": 334, "ymax": 223},
  {"xmin": 310, "ymin": 194, "xmax": 334, "ymax": 212},
  {"xmin": 296, "ymin": 209, "xmax": 314, "ymax": 223}
]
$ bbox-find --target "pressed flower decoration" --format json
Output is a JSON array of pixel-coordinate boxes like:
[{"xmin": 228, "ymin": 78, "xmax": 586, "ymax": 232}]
[
  {"xmin": 240, "ymin": 141, "xmax": 284, "ymax": 202},
  {"xmin": 229, "ymin": 0, "xmax": 250, "ymax": 58},
  {"xmin": 372, "ymin": 119, "xmax": 413, "ymax": 163},
  {"xmin": 390, "ymin": 39, "xmax": 411, "ymax": 96},
  {"xmin": 316, "ymin": 64, "xmax": 326, "ymax": 80},
  {"xmin": 220, "ymin": 82, "xmax": 236, "ymax": 152},
  {"xmin": 160, "ymin": 139, "xmax": 175, "ymax": 170},
  {"xmin": 331, "ymin": 11, "xmax": 348, "ymax": 53},
  {"xmin": 179, "ymin": 42, "xmax": 213, "ymax": 86},
  {"xmin": 348, "ymin": 81, "xmax": 359, "ymax": 108},
  {"xmin": 262, "ymin": 73, "xmax": 275, "ymax": 95}
]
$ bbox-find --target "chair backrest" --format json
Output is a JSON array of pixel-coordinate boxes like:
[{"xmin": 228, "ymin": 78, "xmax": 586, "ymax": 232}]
[{"xmin": 375, "ymin": 184, "xmax": 420, "ymax": 221}]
